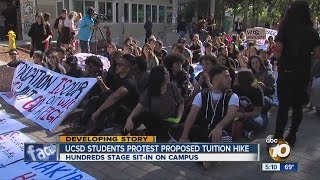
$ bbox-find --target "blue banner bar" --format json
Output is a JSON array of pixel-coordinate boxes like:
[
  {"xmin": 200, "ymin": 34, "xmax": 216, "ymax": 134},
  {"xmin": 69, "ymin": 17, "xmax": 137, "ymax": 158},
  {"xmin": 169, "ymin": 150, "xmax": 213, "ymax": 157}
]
[
  {"xmin": 58, "ymin": 143, "xmax": 259, "ymax": 153},
  {"xmin": 280, "ymin": 163, "xmax": 299, "ymax": 172}
]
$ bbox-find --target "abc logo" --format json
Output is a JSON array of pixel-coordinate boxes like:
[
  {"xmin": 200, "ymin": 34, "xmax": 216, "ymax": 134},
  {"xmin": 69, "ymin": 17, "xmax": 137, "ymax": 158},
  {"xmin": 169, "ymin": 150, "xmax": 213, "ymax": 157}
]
[{"xmin": 266, "ymin": 135, "xmax": 291, "ymax": 162}]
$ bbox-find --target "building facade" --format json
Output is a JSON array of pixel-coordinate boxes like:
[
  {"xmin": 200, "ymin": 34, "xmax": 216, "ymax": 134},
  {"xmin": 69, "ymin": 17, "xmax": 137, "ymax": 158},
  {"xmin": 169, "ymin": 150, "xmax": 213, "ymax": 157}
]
[{"xmin": 14, "ymin": 0, "xmax": 179, "ymax": 42}]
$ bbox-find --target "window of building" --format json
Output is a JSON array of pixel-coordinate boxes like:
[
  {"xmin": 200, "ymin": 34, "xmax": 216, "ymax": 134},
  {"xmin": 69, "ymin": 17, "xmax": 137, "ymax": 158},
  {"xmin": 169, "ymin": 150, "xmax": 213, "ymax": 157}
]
[
  {"xmin": 131, "ymin": 4, "xmax": 137, "ymax": 23},
  {"xmin": 84, "ymin": 1, "xmax": 95, "ymax": 13},
  {"xmin": 63, "ymin": 0, "xmax": 69, "ymax": 12},
  {"xmin": 124, "ymin": 3, "xmax": 129, "ymax": 23},
  {"xmin": 167, "ymin": 6, "xmax": 172, "ymax": 23},
  {"xmin": 138, "ymin": 4, "xmax": 144, "ymax": 23},
  {"xmin": 106, "ymin": 2, "xmax": 113, "ymax": 22},
  {"xmin": 146, "ymin": 5, "xmax": 151, "ymax": 21},
  {"xmin": 73, "ymin": 0, "xmax": 84, "ymax": 15},
  {"xmin": 98, "ymin": 2, "xmax": 113, "ymax": 23},
  {"xmin": 57, "ymin": 1, "xmax": 63, "ymax": 16},
  {"xmin": 116, "ymin": 2, "xmax": 118, "ymax": 23},
  {"xmin": 152, "ymin": 5, "xmax": 157, "ymax": 23},
  {"xmin": 159, "ymin": 6, "xmax": 165, "ymax": 23}
]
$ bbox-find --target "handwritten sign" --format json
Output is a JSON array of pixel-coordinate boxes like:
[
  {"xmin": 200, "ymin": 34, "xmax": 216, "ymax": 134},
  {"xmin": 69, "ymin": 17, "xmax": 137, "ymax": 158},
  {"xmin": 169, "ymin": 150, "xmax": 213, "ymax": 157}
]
[
  {"xmin": 0, "ymin": 111, "xmax": 27, "ymax": 135},
  {"xmin": 0, "ymin": 160, "xmax": 96, "ymax": 179},
  {"xmin": 246, "ymin": 27, "xmax": 278, "ymax": 44},
  {"xmin": 0, "ymin": 62, "xmax": 97, "ymax": 132},
  {"xmin": 75, "ymin": 53, "xmax": 110, "ymax": 71},
  {"xmin": 0, "ymin": 131, "xmax": 34, "ymax": 167},
  {"xmin": 0, "ymin": 66, "xmax": 15, "ymax": 92}
]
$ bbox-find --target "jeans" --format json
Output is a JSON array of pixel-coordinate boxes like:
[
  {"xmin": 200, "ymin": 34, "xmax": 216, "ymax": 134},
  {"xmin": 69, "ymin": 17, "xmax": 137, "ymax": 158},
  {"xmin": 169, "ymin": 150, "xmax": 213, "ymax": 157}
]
[
  {"xmin": 80, "ymin": 40, "xmax": 90, "ymax": 53},
  {"xmin": 274, "ymin": 71, "xmax": 308, "ymax": 138},
  {"xmin": 244, "ymin": 114, "xmax": 268, "ymax": 133}
]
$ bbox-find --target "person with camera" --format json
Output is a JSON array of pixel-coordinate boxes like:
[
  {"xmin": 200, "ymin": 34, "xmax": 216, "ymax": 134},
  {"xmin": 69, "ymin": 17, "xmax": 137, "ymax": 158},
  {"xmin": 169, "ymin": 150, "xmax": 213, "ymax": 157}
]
[{"xmin": 78, "ymin": 7, "xmax": 100, "ymax": 53}]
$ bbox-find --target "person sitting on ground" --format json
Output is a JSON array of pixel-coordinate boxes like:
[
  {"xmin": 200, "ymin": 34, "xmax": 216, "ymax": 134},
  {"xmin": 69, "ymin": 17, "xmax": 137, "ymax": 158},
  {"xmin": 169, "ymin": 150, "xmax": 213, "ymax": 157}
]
[
  {"xmin": 217, "ymin": 54, "xmax": 236, "ymax": 85},
  {"xmin": 66, "ymin": 47, "xmax": 75, "ymax": 57},
  {"xmin": 122, "ymin": 44, "xmax": 134, "ymax": 55},
  {"xmin": 204, "ymin": 42, "xmax": 215, "ymax": 56},
  {"xmin": 248, "ymin": 55, "xmax": 275, "ymax": 114},
  {"xmin": 148, "ymin": 35, "xmax": 157, "ymax": 52},
  {"xmin": 172, "ymin": 43, "xmax": 184, "ymax": 55},
  {"xmin": 192, "ymin": 55, "xmax": 218, "ymax": 94},
  {"xmin": 133, "ymin": 56, "xmax": 150, "ymax": 93},
  {"xmin": 189, "ymin": 34, "xmax": 204, "ymax": 63},
  {"xmin": 174, "ymin": 66, "xmax": 239, "ymax": 143},
  {"xmin": 164, "ymin": 54, "xmax": 194, "ymax": 99},
  {"xmin": 104, "ymin": 50, "xmax": 123, "ymax": 87},
  {"xmin": 153, "ymin": 40, "xmax": 167, "ymax": 65},
  {"xmin": 32, "ymin": 51, "xmax": 48, "ymax": 68},
  {"xmin": 7, "ymin": 49, "xmax": 22, "ymax": 67},
  {"xmin": 56, "ymin": 47, "xmax": 66, "ymax": 63},
  {"xmin": 233, "ymin": 69, "xmax": 266, "ymax": 140},
  {"xmin": 47, "ymin": 52, "xmax": 67, "ymax": 74},
  {"xmin": 141, "ymin": 43, "xmax": 159, "ymax": 71},
  {"xmin": 258, "ymin": 49, "xmax": 273, "ymax": 70},
  {"xmin": 124, "ymin": 66, "xmax": 184, "ymax": 138},
  {"xmin": 64, "ymin": 55, "xmax": 83, "ymax": 77},
  {"xmin": 104, "ymin": 42, "xmax": 117, "ymax": 59},
  {"xmin": 87, "ymin": 54, "xmax": 141, "ymax": 135}
]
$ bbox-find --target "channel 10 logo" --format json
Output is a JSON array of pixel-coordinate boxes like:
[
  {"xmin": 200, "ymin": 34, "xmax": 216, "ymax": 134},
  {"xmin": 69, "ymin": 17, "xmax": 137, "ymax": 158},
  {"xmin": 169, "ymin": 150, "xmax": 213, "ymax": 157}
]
[
  {"xmin": 266, "ymin": 135, "xmax": 291, "ymax": 162},
  {"xmin": 24, "ymin": 143, "xmax": 57, "ymax": 161}
]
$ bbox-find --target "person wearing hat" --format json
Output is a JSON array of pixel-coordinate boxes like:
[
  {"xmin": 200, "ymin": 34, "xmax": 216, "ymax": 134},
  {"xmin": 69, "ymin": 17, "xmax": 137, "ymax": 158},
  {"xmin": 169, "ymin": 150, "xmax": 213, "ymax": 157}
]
[
  {"xmin": 64, "ymin": 55, "xmax": 83, "ymax": 77},
  {"xmin": 78, "ymin": 7, "xmax": 100, "ymax": 53}
]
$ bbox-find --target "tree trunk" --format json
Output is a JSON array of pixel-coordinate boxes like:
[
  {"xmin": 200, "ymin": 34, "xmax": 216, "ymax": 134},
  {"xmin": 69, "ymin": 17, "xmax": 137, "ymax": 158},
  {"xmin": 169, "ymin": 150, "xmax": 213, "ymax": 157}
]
[
  {"xmin": 252, "ymin": 0, "xmax": 256, "ymax": 27},
  {"xmin": 243, "ymin": 0, "xmax": 249, "ymax": 29}
]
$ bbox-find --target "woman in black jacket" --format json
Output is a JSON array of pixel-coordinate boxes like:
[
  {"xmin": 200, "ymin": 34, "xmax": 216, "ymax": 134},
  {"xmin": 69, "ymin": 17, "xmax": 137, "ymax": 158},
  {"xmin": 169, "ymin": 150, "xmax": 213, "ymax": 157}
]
[{"xmin": 28, "ymin": 13, "xmax": 52, "ymax": 56}]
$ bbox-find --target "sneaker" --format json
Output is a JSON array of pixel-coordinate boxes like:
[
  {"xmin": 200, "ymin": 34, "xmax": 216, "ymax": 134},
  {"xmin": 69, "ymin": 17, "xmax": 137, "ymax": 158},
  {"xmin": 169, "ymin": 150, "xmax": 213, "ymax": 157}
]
[
  {"xmin": 247, "ymin": 131, "xmax": 255, "ymax": 140},
  {"xmin": 285, "ymin": 132, "xmax": 296, "ymax": 147}
]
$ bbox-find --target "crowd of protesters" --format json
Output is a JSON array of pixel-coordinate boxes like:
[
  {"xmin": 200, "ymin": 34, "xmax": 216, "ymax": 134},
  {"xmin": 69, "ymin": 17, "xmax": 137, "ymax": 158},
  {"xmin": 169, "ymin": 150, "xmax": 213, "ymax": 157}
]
[{"xmin": 5, "ymin": 2, "xmax": 320, "ymax": 148}]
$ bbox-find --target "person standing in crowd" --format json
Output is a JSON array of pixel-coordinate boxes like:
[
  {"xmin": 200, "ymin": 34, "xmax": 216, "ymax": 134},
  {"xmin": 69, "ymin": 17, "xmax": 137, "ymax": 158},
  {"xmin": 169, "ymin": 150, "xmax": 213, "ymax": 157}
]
[
  {"xmin": 43, "ymin": 12, "xmax": 51, "ymax": 50},
  {"xmin": 7, "ymin": 49, "xmax": 21, "ymax": 67},
  {"xmin": 54, "ymin": 9, "xmax": 67, "ymax": 49},
  {"xmin": 234, "ymin": 18, "xmax": 242, "ymax": 34},
  {"xmin": 124, "ymin": 66, "xmax": 184, "ymax": 138},
  {"xmin": 144, "ymin": 17, "xmax": 153, "ymax": 43},
  {"xmin": 60, "ymin": 11, "xmax": 78, "ymax": 49},
  {"xmin": 233, "ymin": 69, "xmax": 266, "ymax": 140},
  {"xmin": 141, "ymin": 43, "xmax": 159, "ymax": 71},
  {"xmin": 78, "ymin": 7, "xmax": 100, "ymax": 53},
  {"xmin": 28, "ymin": 13, "xmax": 52, "ymax": 56},
  {"xmin": 177, "ymin": 18, "xmax": 188, "ymax": 38},
  {"xmin": 273, "ymin": 1, "xmax": 320, "ymax": 146}
]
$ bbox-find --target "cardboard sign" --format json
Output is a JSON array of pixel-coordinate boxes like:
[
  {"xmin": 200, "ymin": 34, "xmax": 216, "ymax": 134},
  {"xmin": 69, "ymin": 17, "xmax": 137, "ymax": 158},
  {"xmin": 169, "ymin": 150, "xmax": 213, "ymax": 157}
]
[
  {"xmin": 0, "ymin": 66, "xmax": 15, "ymax": 92},
  {"xmin": 0, "ymin": 131, "xmax": 34, "ymax": 167},
  {"xmin": 246, "ymin": 28, "xmax": 266, "ymax": 40},
  {"xmin": 0, "ymin": 111, "xmax": 27, "ymax": 135},
  {"xmin": 0, "ymin": 160, "xmax": 96, "ymax": 179},
  {"xmin": 0, "ymin": 62, "xmax": 97, "ymax": 132},
  {"xmin": 75, "ymin": 53, "xmax": 110, "ymax": 71}
]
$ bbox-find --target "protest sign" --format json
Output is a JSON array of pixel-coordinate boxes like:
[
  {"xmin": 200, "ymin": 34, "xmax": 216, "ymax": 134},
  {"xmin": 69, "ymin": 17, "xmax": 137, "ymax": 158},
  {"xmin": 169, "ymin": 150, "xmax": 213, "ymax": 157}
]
[
  {"xmin": 75, "ymin": 53, "xmax": 110, "ymax": 71},
  {"xmin": 0, "ymin": 131, "xmax": 34, "ymax": 167},
  {"xmin": 0, "ymin": 111, "xmax": 27, "ymax": 135},
  {"xmin": 0, "ymin": 62, "xmax": 97, "ymax": 132},
  {"xmin": 0, "ymin": 160, "xmax": 96, "ymax": 179},
  {"xmin": 246, "ymin": 27, "xmax": 278, "ymax": 45},
  {"xmin": 0, "ymin": 66, "xmax": 15, "ymax": 92}
]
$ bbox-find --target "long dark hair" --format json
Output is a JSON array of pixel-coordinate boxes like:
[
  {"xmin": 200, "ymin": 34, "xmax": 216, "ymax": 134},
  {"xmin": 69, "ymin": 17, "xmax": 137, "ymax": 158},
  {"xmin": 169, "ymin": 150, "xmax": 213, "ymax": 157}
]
[
  {"xmin": 278, "ymin": 1, "xmax": 313, "ymax": 32},
  {"xmin": 148, "ymin": 66, "xmax": 167, "ymax": 97},
  {"xmin": 237, "ymin": 69, "xmax": 255, "ymax": 89},
  {"xmin": 35, "ymin": 13, "xmax": 46, "ymax": 35},
  {"xmin": 248, "ymin": 55, "xmax": 266, "ymax": 74}
]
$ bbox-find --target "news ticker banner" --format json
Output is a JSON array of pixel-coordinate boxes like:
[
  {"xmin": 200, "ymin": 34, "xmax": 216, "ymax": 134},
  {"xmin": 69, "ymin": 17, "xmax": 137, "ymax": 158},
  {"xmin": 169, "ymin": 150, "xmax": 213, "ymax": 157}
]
[
  {"xmin": 0, "ymin": 160, "xmax": 96, "ymax": 179},
  {"xmin": 24, "ymin": 143, "xmax": 260, "ymax": 162},
  {"xmin": 262, "ymin": 163, "xmax": 299, "ymax": 172},
  {"xmin": 58, "ymin": 136, "xmax": 156, "ymax": 143},
  {"xmin": 0, "ymin": 61, "xmax": 97, "ymax": 132}
]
